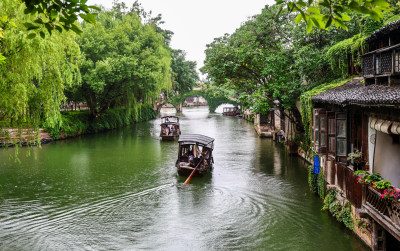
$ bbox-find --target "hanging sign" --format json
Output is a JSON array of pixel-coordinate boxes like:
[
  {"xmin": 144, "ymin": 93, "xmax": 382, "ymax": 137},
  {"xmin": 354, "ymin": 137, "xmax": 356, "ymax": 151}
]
[{"xmin": 313, "ymin": 156, "xmax": 320, "ymax": 174}]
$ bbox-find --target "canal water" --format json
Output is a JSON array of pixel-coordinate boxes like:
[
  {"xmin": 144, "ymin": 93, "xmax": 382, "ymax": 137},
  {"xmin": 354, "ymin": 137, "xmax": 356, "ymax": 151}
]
[{"xmin": 0, "ymin": 107, "xmax": 366, "ymax": 250}]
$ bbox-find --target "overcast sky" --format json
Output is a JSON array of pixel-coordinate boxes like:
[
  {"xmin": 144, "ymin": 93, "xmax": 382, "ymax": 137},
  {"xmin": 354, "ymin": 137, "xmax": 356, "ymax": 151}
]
[{"xmin": 88, "ymin": 0, "xmax": 275, "ymax": 78}]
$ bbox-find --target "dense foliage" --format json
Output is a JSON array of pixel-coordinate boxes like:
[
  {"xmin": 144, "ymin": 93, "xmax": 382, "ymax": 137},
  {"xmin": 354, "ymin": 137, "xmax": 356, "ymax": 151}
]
[
  {"xmin": 203, "ymin": 2, "xmax": 400, "ymax": 142},
  {"xmin": 201, "ymin": 4, "xmax": 358, "ymax": 127},
  {"xmin": 75, "ymin": 7, "xmax": 171, "ymax": 117},
  {"xmin": 281, "ymin": 0, "xmax": 395, "ymax": 32},
  {"xmin": 308, "ymin": 165, "xmax": 325, "ymax": 198},
  {"xmin": 322, "ymin": 189, "xmax": 354, "ymax": 230},
  {"xmin": 171, "ymin": 49, "xmax": 199, "ymax": 94},
  {"xmin": 0, "ymin": 0, "xmax": 199, "ymax": 144},
  {"xmin": 0, "ymin": 0, "xmax": 81, "ymax": 130}
]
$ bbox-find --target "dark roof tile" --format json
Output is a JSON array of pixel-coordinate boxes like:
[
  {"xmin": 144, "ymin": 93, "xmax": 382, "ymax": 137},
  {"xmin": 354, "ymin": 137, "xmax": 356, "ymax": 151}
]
[
  {"xmin": 311, "ymin": 78, "xmax": 400, "ymax": 107},
  {"xmin": 366, "ymin": 19, "xmax": 400, "ymax": 43}
]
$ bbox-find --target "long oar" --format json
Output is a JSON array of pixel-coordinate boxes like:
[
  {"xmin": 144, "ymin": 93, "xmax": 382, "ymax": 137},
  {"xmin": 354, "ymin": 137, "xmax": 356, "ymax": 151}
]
[{"xmin": 183, "ymin": 157, "xmax": 204, "ymax": 185}]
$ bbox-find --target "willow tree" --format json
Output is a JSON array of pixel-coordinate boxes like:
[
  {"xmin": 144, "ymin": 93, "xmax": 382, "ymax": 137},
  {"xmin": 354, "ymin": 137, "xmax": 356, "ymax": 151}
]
[
  {"xmin": 77, "ymin": 8, "xmax": 171, "ymax": 117},
  {"xmin": 0, "ymin": 0, "xmax": 81, "ymax": 131}
]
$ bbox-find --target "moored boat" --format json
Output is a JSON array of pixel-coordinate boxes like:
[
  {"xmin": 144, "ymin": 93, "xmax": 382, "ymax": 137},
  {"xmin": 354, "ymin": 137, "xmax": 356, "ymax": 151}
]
[
  {"xmin": 176, "ymin": 134, "xmax": 214, "ymax": 177},
  {"xmin": 222, "ymin": 106, "xmax": 240, "ymax": 116},
  {"xmin": 160, "ymin": 116, "xmax": 181, "ymax": 141}
]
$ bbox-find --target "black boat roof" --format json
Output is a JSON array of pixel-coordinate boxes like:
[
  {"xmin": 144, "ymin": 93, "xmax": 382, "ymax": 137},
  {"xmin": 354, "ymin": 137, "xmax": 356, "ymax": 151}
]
[
  {"xmin": 160, "ymin": 116, "xmax": 179, "ymax": 125},
  {"xmin": 161, "ymin": 116, "xmax": 179, "ymax": 119},
  {"xmin": 178, "ymin": 134, "xmax": 215, "ymax": 149}
]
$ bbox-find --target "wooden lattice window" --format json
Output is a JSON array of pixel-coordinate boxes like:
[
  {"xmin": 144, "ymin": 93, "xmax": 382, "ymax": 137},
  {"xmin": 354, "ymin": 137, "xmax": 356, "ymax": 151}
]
[
  {"xmin": 362, "ymin": 54, "xmax": 374, "ymax": 76},
  {"xmin": 395, "ymin": 50, "xmax": 400, "ymax": 73},
  {"xmin": 381, "ymin": 51, "xmax": 392, "ymax": 74}
]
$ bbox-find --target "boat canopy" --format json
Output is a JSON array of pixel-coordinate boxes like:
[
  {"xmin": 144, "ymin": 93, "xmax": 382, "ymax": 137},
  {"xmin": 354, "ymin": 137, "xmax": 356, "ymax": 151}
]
[
  {"xmin": 178, "ymin": 134, "xmax": 215, "ymax": 149},
  {"xmin": 161, "ymin": 116, "xmax": 179, "ymax": 124}
]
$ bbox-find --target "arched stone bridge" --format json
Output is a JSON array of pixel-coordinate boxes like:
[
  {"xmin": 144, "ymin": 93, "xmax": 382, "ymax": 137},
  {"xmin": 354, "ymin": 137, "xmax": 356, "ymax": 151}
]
[{"xmin": 155, "ymin": 90, "xmax": 238, "ymax": 113}]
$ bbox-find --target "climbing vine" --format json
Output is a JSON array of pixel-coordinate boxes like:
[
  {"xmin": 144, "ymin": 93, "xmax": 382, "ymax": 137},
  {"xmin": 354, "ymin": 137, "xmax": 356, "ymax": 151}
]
[
  {"xmin": 322, "ymin": 189, "xmax": 354, "ymax": 230},
  {"xmin": 326, "ymin": 34, "xmax": 368, "ymax": 76},
  {"xmin": 308, "ymin": 165, "xmax": 325, "ymax": 199},
  {"xmin": 300, "ymin": 78, "xmax": 351, "ymax": 154}
]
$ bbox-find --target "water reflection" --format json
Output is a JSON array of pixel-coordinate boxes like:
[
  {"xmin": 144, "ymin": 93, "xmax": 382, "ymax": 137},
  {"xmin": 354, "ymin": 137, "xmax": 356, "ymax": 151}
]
[{"xmin": 0, "ymin": 106, "xmax": 367, "ymax": 250}]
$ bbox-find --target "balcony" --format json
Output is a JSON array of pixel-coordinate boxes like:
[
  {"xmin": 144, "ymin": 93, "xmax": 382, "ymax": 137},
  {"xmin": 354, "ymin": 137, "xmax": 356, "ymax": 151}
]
[
  {"xmin": 364, "ymin": 186, "xmax": 400, "ymax": 242},
  {"xmin": 362, "ymin": 44, "xmax": 400, "ymax": 79}
]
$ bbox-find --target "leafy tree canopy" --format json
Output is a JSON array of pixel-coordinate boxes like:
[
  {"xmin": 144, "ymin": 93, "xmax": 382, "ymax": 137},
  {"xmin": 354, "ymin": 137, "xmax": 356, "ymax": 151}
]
[
  {"xmin": 171, "ymin": 49, "xmax": 199, "ymax": 94},
  {"xmin": 0, "ymin": 0, "xmax": 81, "ymax": 129},
  {"xmin": 76, "ymin": 5, "xmax": 172, "ymax": 117},
  {"xmin": 279, "ymin": 0, "xmax": 396, "ymax": 32},
  {"xmin": 21, "ymin": 0, "xmax": 100, "ymax": 37}
]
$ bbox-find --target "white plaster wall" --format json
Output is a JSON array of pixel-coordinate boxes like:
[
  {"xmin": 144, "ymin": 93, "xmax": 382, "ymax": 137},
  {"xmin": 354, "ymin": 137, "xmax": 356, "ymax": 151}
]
[{"xmin": 374, "ymin": 131, "xmax": 400, "ymax": 187}]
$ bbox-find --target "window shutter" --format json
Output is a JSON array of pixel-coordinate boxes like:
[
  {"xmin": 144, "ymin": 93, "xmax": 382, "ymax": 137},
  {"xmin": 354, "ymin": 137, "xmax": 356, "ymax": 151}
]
[
  {"xmin": 327, "ymin": 112, "xmax": 336, "ymax": 158},
  {"xmin": 336, "ymin": 112, "xmax": 347, "ymax": 163},
  {"xmin": 319, "ymin": 110, "xmax": 327, "ymax": 154}
]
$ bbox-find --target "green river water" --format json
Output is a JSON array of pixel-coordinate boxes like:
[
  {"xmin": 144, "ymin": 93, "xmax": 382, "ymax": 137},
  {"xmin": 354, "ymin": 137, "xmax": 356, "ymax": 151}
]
[{"xmin": 0, "ymin": 106, "xmax": 367, "ymax": 250}]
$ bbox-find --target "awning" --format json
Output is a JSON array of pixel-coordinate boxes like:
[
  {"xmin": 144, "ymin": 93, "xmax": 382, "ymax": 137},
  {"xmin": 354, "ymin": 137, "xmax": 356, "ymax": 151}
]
[{"xmin": 370, "ymin": 118, "xmax": 400, "ymax": 135}]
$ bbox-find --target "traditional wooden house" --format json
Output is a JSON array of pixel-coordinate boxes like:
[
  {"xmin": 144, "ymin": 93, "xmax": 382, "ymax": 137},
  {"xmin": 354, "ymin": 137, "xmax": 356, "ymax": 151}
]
[
  {"xmin": 254, "ymin": 109, "xmax": 282, "ymax": 138},
  {"xmin": 310, "ymin": 20, "xmax": 400, "ymax": 251}
]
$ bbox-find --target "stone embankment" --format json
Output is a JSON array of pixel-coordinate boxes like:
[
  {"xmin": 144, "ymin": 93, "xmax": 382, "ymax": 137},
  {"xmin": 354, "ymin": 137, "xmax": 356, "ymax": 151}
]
[{"xmin": 0, "ymin": 128, "xmax": 52, "ymax": 147}]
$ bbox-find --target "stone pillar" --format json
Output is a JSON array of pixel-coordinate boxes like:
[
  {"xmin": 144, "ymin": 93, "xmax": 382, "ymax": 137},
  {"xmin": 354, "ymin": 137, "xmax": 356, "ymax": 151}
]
[{"xmin": 372, "ymin": 220, "xmax": 386, "ymax": 251}]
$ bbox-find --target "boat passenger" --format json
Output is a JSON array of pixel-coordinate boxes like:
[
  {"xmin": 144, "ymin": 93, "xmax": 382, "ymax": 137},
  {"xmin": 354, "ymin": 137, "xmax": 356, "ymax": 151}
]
[{"xmin": 188, "ymin": 152, "xmax": 194, "ymax": 166}]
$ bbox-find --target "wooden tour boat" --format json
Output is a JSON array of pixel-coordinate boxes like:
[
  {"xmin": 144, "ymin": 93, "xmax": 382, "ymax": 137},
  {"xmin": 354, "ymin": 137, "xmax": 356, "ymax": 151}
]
[
  {"xmin": 160, "ymin": 116, "xmax": 181, "ymax": 141},
  {"xmin": 176, "ymin": 134, "xmax": 214, "ymax": 177},
  {"xmin": 222, "ymin": 106, "xmax": 240, "ymax": 116}
]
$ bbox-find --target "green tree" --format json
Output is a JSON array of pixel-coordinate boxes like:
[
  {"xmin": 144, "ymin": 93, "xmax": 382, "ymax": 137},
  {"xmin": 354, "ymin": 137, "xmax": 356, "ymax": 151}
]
[
  {"xmin": 0, "ymin": 0, "xmax": 81, "ymax": 129},
  {"xmin": 279, "ymin": 0, "xmax": 395, "ymax": 32},
  {"xmin": 21, "ymin": 0, "xmax": 100, "ymax": 36},
  {"xmin": 77, "ymin": 8, "xmax": 171, "ymax": 117},
  {"xmin": 171, "ymin": 49, "xmax": 199, "ymax": 94},
  {"xmin": 202, "ymin": 6, "xmax": 304, "ymax": 122}
]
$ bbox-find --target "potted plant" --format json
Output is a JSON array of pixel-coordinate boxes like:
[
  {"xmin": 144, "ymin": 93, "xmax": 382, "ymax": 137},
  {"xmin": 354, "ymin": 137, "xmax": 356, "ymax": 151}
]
[
  {"xmin": 373, "ymin": 180, "xmax": 392, "ymax": 192},
  {"xmin": 354, "ymin": 170, "xmax": 368, "ymax": 185},
  {"xmin": 382, "ymin": 187, "xmax": 400, "ymax": 202},
  {"xmin": 365, "ymin": 173, "xmax": 383, "ymax": 185},
  {"xmin": 347, "ymin": 149, "xmax": 364, "ymax": 170},
  {"xmin": 354, "ymin": 171, "xmax": 383, "ymax": 186}
]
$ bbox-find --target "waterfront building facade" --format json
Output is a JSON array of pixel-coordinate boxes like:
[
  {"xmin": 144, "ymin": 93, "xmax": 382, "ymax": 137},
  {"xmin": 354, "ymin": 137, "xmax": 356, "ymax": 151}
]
[{"xmin": 310, "ymin": 20, "xmax": 400, "ymax": 250}]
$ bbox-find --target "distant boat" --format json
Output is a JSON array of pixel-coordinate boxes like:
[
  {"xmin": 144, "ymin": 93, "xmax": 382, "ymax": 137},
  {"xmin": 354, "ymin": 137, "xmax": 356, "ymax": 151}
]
[
  {"xmin": 176, "ymin": 134, "xmax": 214, "ymax": 177},
  {"xmin": 222, "ymin": 106, "xmax": 240, "ymax": 116},
  {"xmin": 160, "ymin": 116, "xmax": 181, "ymax": 141}
]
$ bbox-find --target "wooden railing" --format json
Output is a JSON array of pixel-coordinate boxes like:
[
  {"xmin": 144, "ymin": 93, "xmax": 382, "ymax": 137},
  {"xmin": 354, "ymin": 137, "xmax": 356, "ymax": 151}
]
[
  {"xmin": 367, "ymin": 186, "xmax": 390, "ymax": 216},
  {"xmin": 365, "ymin": 186, "xmax": 400, "ymax": 239},
  {"xmin": 344, "ymin": 167, "xmax": 363, "ymax": 208}
]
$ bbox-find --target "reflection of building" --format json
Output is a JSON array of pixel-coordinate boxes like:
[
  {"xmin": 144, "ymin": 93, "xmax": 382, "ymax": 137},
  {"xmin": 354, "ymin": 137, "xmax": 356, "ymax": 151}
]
[{"xmin": 310, "ymin": 21, "xmax": 400, "ymax": 250}]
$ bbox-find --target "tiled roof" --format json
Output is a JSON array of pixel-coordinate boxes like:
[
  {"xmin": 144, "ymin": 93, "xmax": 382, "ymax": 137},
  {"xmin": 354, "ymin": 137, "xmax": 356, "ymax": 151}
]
[
  {"xmin": 366, "ymin": 19, "xmax": 400, "ymax": 42},
  {"xmin": 311, "ymin": 78, "xmax": 400, "ymax": 107}
]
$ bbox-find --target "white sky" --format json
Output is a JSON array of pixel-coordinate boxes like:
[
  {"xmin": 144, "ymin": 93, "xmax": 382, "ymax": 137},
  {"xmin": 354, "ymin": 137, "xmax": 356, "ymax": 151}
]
[{"xmin": 88, "ymin": 0, "xmax": 275, "ymax": 78}]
